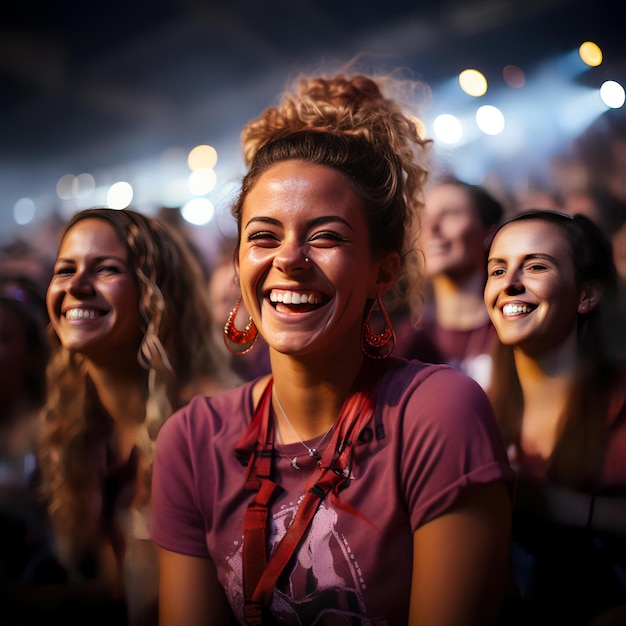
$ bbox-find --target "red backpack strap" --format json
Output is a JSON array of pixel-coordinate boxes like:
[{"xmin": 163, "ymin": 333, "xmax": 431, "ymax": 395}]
[
  {"xmin": 234, "ymin": 379, "xmax": 274, "ymax": 473},
  {"xmin": 235, "ymin": 379, "xmax": 279, "ymax": 622},
  {"xmin": 242, "ymin": 359, "xmax": 386, "ymax": 622}
]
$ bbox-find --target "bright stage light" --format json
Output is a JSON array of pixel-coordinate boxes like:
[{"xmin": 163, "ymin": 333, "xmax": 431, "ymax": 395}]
[
  {"xmin": 433, "ymin": 114, "xmax": 463, "ymax": 144},
  {"xmin": 459, "ymin": 69, "xmax": 488, "ymax": 97},
  {"xmin": 107, "ymin": 182, "xmax": 134, "ymax": 209},
  {"xmin": 476, "ymin": 105, "xmax": 505, "ymax": 135},
  {"xmin": 579, "ymin": 41, "xmax": 602, "ymax": 67},
  {"xmin": 600, "ymin": 80, "xmax": 625, "ymax": 109},
  {"xmin": 181, "ymin": 197, "xmax": 215, "ymax": 225}
]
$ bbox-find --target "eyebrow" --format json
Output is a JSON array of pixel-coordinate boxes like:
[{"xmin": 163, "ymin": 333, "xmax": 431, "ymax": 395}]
[
  {"xmin": 55, "ymin": 255, "xmax": 129, "ymax": 265},
  {"xmin": 487, "ymin": 252, "xmax": 558, "ymax": 266},
  {"xmin": 244, "ymin": 215, "xmax": 355, "ymax": 231}
]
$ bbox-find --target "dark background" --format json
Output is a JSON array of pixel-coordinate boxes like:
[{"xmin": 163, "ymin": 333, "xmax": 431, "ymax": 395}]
[{"xmin": 1, "ymin": 0, "xmax": 624, "ymax": 245}]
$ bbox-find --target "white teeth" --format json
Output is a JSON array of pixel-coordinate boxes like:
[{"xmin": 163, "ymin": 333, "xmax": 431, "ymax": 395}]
[
  {"xmin": 65, "ymin": 309, "xmax": 98, "ymax": 320},
  {"xmin": 269, "ymin": 291, "xmax": 322, "ymax": 305},
  {"xmin": 425, "ymin": 242, "xmax": 448, "ymax": 254},
  {"xmin": 502, "ymin": 303, "xmax": 533, "ymax": 316}
]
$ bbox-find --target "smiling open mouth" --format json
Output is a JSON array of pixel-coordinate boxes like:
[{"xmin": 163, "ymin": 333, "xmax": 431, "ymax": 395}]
[
  {"xmin": 268, "ymin": 289, "xmax": 328, "ymax": 312},
  {"xmin": 64, "ymin": 308, "xmax": 104, "ymax": 320},
  {"xmin": 502, "ymin": 303, "xmax": 536, "ymax": 316}
]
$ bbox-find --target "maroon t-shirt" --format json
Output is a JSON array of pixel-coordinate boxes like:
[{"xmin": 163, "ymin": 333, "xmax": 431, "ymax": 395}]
[{"xmin": 151, "ymin": 358, "xmax": 514, "ymax": 625}]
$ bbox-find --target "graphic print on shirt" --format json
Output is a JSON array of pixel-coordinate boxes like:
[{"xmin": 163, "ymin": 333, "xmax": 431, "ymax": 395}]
[{"xmin": 224, "ymin": 497, "xmax": 374, "ymax": 624}]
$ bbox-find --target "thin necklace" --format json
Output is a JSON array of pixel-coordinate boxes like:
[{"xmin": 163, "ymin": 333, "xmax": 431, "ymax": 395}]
[{"xmin": 272, "ymin": 387, "xmax": 334, "ymax": 470}]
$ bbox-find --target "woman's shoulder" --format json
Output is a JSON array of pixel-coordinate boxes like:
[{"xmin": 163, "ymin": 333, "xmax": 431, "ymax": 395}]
[
  {"xmin": 158, "ymin": 380, "xmax": 258, "ymax": 443},
  {"xmin": 383, "ymin": 357, "xmax": 492, "ymax": 413},
  {"xmin": 385, "ymin": 356, "xmax": 485, "ymax": 395}
]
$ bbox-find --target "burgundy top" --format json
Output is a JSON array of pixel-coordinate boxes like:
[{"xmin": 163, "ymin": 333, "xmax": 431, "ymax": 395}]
[{"xmin": 151, "ymin": 358, "xmax": 514, "ymax": 625}]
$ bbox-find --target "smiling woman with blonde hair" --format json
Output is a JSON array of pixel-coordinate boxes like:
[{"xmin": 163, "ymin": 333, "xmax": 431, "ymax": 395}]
[{"xmin": 30, "ymin": 207, "xmax": 239, "ymax": 625}]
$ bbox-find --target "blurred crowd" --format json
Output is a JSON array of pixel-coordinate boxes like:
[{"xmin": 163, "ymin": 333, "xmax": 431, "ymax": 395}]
[{"xmin": 0, "ymin": 98, "xmax": 624, "ymax": 626}]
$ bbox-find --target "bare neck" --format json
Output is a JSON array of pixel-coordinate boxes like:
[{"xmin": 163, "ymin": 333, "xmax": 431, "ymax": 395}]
[
  {"xmin": 513, "ymin": 331, "xmax": 580, "ymax": 384},
  {"xmin": 513, "ymin": 337, "xmax": 579, "ymax": 443},
  {"xmin": 268, "ymin": 349, "xmax": 367, "ymax": 442},
  {"xmin": 85, "ymin": 361, "xmax": 148, "ymax": 427}
]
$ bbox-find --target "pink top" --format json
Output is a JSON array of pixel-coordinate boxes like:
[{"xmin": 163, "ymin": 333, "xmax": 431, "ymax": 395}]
[{"xmin": 151, "ymin": 358, "xmax": 514, "ymax": 625}]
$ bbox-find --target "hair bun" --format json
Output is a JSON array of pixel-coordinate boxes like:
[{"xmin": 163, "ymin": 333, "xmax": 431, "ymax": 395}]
[{"xmin": 242, "ymin": 73, "xmax": 429, "ymax": 170}]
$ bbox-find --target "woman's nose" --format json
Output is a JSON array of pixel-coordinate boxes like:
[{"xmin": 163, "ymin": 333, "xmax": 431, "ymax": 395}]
[
  {"xmin": 503, "ymin": 270, "xmax": 524, "ymax": 295},
  {"xmin": 274, "ymin": 241, "xmax": 312, "ymax": 272},
  {"xmin": 421, "ymin": 213, "xmax": 440, "ymax": 236},
  {"xmin": 67, "ymin": 269, "xmax": 95, "ymax": 295}
]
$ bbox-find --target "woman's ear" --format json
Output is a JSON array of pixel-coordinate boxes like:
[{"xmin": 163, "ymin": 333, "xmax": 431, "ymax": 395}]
[
  {"xmin": 578, "ymin": 280, "xmax": 602, "ymax": 314},
  {"xmin": 368, "ymin": 252, "xmax": 401, "ymax": 299}
]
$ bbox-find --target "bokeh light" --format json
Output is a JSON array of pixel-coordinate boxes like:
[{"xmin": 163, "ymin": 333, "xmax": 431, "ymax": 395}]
[
  {"xmin": 503, "ymin": 65, "xmax": 526, "ymax": 88},
  {"xmin": 56, "ymin": 172, "xmax": 96, "ymax": 200},
  {"xmin": 459, "ymin": 69, "xmax": 488, "ymax": 97},
  {"xmin": 56, "ymin": 174, "xmax": 75, "ymax": 200},
  {"xmin": 181, "ymin": 197, "xmax": 215, "ymax": 225},
  {"xmin": 13, "ymin": 198, "xmax": 36, "ymax": 225},
  {"xmin": 579, "ymin": 41, "xmax": 603, "ymax": 67},
  {"xmin": 475, "ymin": 105, "xmax": 505, "ymax": 135},
  {"xmin": 107, "ymin": 182, "xmax": 134, "ymax": 209},
  {"xmin": 74, "ymin": 173, "xmax": 96, "ymax": 199},
  {"xmin": 432, "ymin": 114, "xmax": 463, "ymax": 144},
  {"xmin": 188, "ymin": 168, "xmax": 218, "ymax": 195},
  {"xmin": 600, "ymin": 80, "xmax": 625, "ymax": 108},
  {"xmin": 188, "ymin": 144, "xmax": 218, "ymax": 171}
]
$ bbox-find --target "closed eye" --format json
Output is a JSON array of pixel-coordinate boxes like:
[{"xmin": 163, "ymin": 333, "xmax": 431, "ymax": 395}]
[
  {"xmin": 97, "ymin": 265, "xmax": 123, "ymax": 275},
  {"xmin": 309, "ymin": 230, "xmax": 347, "ymax": 245},
  {"xmin": 53, "ymin": 265, "xmax": 74, "ymax": 276},
  {"xmin": 247, "ymin": 230, "xmax": 280, "ymax": 245}
]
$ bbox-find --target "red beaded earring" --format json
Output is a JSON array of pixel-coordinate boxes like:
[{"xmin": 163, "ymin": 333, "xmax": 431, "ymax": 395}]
[
  {"xmin": 224, "ymin": 297, "xmax": 258, "ymax": 355},
  {"xmin": 361, "ymin": 297, "xmax": 396, "ymax": 359}
]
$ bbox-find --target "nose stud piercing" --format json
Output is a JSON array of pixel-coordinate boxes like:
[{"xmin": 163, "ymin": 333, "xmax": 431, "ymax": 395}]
[{"xmin": 304, "ymin": 257, "xmax": 310, "ymax": 263}]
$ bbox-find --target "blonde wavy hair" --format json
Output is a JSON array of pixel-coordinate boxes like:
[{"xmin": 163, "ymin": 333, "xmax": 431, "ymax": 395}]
[
  {"xmin": 233, "ymin": 71, "xmax": 432, "ymax": 312},
  {"xmin": 38, "ymin": 207, "xmax": 234, "ymax": 559}
]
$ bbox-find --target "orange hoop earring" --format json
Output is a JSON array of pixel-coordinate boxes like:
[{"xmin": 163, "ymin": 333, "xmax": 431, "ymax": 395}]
[
  {"xmin": 224, "ymin": 297, "xmax": 258, "ymax": 355},
  {"xmin": 361, "ymin": 297, "xmax": 396, "ymax": 359}
]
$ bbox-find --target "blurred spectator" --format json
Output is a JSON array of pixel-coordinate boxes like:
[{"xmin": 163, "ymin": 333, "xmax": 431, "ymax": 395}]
[
  {"xmin": 513, "ymin": 183, "xmax": 562, "ymax": 213},
  {"xmin": 563, "ymin": 185, "xmax": 626, "ymax": 298},
  {"xmin": 0, "ymin": 276, "xmax": 53, "ymax": 596},
  {"xmin": 8, "ymin": 207, "xmax": 238, "ymax": 625},
  {"xmin": 395, "ymin": 175, "xmax": 503, "ymax": 390},
  {"xmin": 0, "ymin": 239, "xmax": 54, "ymax": 293},
  {"xmin": 485, "ymin": 210, "xmax": 626, "ymax": 625}
]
